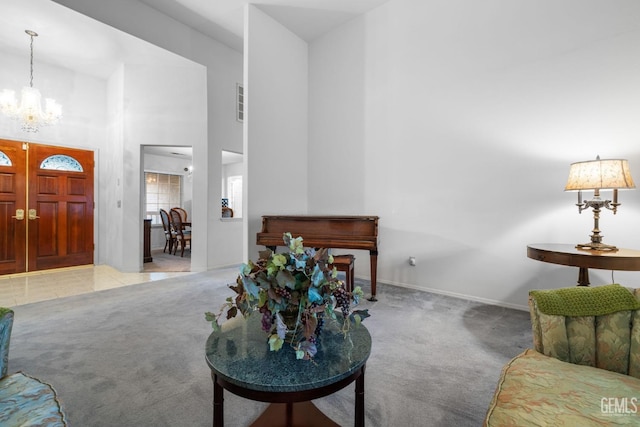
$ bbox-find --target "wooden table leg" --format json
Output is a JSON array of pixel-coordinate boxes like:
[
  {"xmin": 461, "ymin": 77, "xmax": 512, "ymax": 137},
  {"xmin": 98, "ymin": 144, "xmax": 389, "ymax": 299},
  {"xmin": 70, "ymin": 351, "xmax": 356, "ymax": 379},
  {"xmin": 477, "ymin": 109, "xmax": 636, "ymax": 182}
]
[
  {"xmin": 369, "ymin": 251, "xmax": 378, "ymax": 301},
  {"xmin": 213, "ymin": 373, "xmax": 224, "ymax": 427},
  {"xmin": 355, "ymin": 365, "xmax": 365, "ymax": 427},
  {"xmin": 577, "ymin": 267, "xmax": 590, "ymax": 286},
  {"xmin": 286, "ymin": 402, "xmax": 293, "ymax": 427}
]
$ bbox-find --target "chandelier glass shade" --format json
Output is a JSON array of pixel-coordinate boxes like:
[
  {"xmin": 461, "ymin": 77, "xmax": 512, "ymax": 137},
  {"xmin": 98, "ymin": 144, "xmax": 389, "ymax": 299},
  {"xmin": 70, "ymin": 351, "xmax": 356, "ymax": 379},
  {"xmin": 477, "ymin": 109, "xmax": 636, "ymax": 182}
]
[{"xmin": 0, "ymin": 30, "xmax": 62, "ymax": 133}]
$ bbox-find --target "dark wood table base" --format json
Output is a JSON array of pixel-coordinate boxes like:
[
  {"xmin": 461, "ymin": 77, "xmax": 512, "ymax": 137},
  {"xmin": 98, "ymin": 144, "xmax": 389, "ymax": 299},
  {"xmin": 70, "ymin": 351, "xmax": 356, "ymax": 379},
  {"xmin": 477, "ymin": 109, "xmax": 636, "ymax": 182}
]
[
  {"xmin": 213, "ymin": 365, "xmax": 366, "ymax": 427},
  {"xmin": 250, "ymin": 402, "xmax": 339, "ymax": 427}
]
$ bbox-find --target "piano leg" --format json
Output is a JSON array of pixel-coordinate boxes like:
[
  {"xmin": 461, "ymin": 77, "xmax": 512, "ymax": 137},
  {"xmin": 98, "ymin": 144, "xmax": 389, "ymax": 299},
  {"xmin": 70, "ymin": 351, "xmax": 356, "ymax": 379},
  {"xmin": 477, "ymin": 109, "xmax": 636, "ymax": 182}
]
[{"xmin": 369, "ymin": 250, "xmax": 378, "ymax": 301}]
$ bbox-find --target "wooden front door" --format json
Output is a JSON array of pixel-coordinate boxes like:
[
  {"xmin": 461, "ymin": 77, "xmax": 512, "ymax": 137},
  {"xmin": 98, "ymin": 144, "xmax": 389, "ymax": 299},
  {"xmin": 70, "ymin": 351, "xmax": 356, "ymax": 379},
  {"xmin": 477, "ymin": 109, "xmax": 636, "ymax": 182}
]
[
  {"xmin": 0, "ymin": 139, "xmax": 94, "ymax": 274},
  {"xmin": 0, "ymin": 140, "xmax": 27, "ymax": 274}
]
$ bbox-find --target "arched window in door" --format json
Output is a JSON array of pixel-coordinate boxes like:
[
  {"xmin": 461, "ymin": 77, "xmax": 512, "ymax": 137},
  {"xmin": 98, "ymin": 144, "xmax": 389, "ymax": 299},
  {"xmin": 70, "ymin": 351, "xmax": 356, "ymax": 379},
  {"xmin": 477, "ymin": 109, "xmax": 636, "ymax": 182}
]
[
  {"xmin": 0, "ymin": 151, "xmax": 11, "ymax": 166},
  {"xmin": 40, "ymin": 154, "xmax": 84, "ymax": 172}
]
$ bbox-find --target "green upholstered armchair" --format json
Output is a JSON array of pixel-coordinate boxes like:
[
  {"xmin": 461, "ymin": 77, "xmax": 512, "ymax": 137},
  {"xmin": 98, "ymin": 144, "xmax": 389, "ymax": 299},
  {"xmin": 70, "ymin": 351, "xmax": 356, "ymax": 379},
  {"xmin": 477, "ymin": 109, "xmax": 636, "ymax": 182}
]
[
  {"xmin": 0, "ymin": 308, "xmax": 68, "ymax": 426},
  {"xmin": 529, "ymin": 285, "xmax": 640, "ymax": 376},
  {"xmin": 485, "ymin": 284, "xmax": 640, "ymax": 426}
]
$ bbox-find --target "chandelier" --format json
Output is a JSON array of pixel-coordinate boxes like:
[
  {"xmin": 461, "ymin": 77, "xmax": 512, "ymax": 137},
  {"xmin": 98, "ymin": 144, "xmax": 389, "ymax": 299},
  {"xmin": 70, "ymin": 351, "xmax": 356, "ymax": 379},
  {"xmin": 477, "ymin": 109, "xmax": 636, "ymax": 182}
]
[{"xmin": 0, "ymin": 30, "xmax": 62, "ymax": 132}]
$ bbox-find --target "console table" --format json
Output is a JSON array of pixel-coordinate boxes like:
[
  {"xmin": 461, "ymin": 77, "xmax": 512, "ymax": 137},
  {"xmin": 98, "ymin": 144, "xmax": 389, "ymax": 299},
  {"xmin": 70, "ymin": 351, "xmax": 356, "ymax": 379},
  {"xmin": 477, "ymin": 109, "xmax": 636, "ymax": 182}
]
[
  {"xmin": 143, "ymin": 219, "xmax": 153, "ymax": 263},
  {"xmin": 527, "ymin": 243, "xmax": 640, "ymax": 286},
  {"xmin": 205, "ymin": 315, "xmax": 371, "ymax": 427}
]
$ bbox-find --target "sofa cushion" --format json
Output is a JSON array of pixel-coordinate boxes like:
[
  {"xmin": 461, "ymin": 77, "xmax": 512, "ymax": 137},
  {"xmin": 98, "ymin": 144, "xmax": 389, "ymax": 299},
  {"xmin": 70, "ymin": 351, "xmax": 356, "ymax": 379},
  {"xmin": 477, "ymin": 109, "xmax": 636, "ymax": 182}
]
[
  {"xmin": 0, "ymin": 372, "xmax": 67, "ymax": 426},
  {"xmin": 485, "ymin": 349, "xmax": 640, "ymax": 426}
]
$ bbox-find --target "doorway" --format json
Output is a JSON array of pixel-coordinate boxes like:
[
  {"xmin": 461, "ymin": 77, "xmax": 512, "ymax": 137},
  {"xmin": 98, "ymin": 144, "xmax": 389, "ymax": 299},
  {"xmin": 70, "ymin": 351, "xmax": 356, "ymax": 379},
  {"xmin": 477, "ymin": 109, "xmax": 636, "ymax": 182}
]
[
  {"xmin": 142, "ymin": 145, "xmax": 192, "ymax": 272},
  {"xmin": 0, "ymin": 139, "xmax": 94, "ymax": 275}
]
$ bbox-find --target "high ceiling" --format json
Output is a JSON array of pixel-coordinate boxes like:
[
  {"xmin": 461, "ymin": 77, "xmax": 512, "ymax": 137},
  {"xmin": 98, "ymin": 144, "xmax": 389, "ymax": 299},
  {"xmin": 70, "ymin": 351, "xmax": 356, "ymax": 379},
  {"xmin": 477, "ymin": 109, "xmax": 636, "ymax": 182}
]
[
  {"xmin": 0, "ymin": 0, "xmax": 390, "ymax": 79},
  {"xmin": 138, "ymin": 0, "xmax": 390, "ymax": 52},
  {"xmin": 0, "ymin": 0, "xmax": 191, "ymax": 80},
  {"xmin": 0, "ymin": 0, "xmax": 389, "ymax": 159}
]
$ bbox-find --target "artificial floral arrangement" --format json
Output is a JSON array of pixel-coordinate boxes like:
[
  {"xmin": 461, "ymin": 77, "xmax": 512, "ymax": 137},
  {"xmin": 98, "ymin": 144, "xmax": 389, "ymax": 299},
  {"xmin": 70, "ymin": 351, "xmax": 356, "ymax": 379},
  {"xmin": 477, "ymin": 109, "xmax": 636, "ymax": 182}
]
[{"xmin": 205, "ymin": 232, "xmax": 369, "ymax": 360}]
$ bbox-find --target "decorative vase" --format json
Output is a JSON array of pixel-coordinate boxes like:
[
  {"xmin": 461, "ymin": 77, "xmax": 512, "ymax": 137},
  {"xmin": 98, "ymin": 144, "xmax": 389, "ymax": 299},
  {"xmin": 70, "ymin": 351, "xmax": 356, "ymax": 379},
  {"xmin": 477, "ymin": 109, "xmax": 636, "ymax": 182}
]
[{"xmin": 280, "ymin": 306, "xmax": 300, "ymax": 333}]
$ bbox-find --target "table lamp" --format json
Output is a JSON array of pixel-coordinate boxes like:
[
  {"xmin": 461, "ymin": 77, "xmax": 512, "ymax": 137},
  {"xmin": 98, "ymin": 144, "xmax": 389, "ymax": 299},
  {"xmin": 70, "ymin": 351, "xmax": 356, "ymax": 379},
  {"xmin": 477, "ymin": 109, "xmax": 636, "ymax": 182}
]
[{"xmin": 565, "ymin": 155, "xmax": 635, "ymax": 251}]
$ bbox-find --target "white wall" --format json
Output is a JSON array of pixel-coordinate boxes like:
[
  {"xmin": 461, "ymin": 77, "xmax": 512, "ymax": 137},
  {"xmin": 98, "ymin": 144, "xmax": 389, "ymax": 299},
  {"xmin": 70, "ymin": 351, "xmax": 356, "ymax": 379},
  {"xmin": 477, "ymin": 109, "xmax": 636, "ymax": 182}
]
[
  {"xmin": 103, "ymin": 66, "xmax": 124, "ymax": 268},
  {"xmin": 0, "ymin": 43, "xmax": 108, "ymax": 266},
  {"xmin": 0, "ymin": 54, "xmax": 107, "ymax": 148},
  {"xmin": 309, "ymin": 0, "xmax": 640, "ymax": 309},
  {"xmin": 197, "ymin": 37, "xmax": 244, "ymax": 269},
  {"xmin": 48, "ymin": 0, "xmax": 245, "ymax": 269},
  {"xmin": 1, "ymin": 1, "xmax": 225, "ymax": 272},
  {"xmin": 244, "ymin": 5, "xmax": 309, "ymax": 259},
  {"xmin": 37, "ymin": 0, "xmax": 640, "ymax": 308},
  {"xmin": 121, "ymin": 63, "xmax": 207, "ymax": 272}
]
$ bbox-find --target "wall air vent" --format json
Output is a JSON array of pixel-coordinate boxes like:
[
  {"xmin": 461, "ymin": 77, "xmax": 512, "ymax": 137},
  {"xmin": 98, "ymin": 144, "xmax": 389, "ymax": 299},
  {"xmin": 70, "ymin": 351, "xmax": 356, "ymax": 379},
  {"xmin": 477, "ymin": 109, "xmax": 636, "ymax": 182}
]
[{"xmin": 236, "ymin": 83, "xmax": 244, "ymax": 122}]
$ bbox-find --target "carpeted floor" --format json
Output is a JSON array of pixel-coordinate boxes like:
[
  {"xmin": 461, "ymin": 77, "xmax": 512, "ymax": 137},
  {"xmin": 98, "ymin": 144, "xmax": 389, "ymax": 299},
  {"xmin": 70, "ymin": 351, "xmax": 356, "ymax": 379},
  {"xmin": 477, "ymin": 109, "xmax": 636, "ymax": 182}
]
[
  {"xmin": 7, "ymin": 269, "xmax": 532, "ymax": 426},
  {"xmin": 143, "ymin": 249, "xmax": 191, "ymax": 272}
]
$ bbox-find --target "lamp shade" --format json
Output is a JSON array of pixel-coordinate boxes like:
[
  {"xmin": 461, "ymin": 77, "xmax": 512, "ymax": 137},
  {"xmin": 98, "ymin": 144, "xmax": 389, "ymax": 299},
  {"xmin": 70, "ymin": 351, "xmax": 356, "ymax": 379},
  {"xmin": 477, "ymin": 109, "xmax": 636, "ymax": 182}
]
[{"xmin": 565, "ymin": 157, "xmax": 635, "ymax": 191}]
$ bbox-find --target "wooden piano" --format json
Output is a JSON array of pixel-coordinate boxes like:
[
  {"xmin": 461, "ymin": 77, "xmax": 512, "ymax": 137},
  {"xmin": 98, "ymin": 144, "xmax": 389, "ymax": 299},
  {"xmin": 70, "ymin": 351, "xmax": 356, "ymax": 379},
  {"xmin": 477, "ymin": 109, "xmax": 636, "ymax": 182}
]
[{"xmin": 256, "ymin": 215, "xmax": 380, "ymax": 300}]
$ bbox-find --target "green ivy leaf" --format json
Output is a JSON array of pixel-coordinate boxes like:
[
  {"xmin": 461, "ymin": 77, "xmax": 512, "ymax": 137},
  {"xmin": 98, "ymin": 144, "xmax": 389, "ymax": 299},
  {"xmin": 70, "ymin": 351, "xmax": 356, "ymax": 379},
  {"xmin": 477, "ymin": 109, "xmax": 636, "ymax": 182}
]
[
  {"xmin": 311, "ymin": 265, "xmax": 324, "ymax": 287},
  {"xmin": 226, "ymin": 306, "xmax": 238, "ymax": 320},
  {"xmin": 276, "ymin": 269, "xmax": 296, "ymax": 289},
  {"xmin": 275, "ymin": 312, "xmax": 287, "ymax": 339},
  {"xmin": 242, "ymin": 276, "xmax": 260, "ymax": 299},
  {"xmin": 269, "ymin": 334, "xmax": 284, "ymax": 351},
  {"xmin": 258, "ymin": 248, "xmax": 272, "ymax": 260},
  {"xmin": 289, "ymin": 235, "xmax": 305, "ymax": 254},
  {"xmin": 204, "ymin": 312, "xmax": 221, "ymax": 332},
  {"xmin": 350, "ymin": 309, "xmax": 370, "ymax": 324},
  {"xmin": 272, "ymin": 253, "xmax": 287, "ymax": 268},
  {"xmin": 240, "ymin": 261, "xmax": 253, "ymax": 276},
  {"xmin": 293, "ymin": 255, "xmax": 307, "ymax": 270},
  {"xmin": 308, "ymin": 286, "xmax": 323, "ymax": 304},
  {"xmin": 258, "ymin": 290, "xmax": 268, "ymax": 307}
]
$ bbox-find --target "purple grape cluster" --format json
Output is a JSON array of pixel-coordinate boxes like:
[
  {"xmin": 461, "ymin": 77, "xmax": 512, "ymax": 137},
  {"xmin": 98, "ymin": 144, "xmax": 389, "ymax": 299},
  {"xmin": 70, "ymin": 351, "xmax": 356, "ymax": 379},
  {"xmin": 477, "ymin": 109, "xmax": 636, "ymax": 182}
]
[
  {"xmin": 274, "ymin": 287, "xmax": 291, "ymax": 299},
  {"xmin": 306, "ymin": 302, "xmax": 324, "ymax": 334},
  {"xmin": 333, "ymin": 286, "xmax": 351, "ymax": 317},
  {"xmin": 314, "ymin": 316, "xmax": 325, "ymax": 336},
  {"xmin": 259, "ymin": 306, "xmax": 272, "ymax": 331}
]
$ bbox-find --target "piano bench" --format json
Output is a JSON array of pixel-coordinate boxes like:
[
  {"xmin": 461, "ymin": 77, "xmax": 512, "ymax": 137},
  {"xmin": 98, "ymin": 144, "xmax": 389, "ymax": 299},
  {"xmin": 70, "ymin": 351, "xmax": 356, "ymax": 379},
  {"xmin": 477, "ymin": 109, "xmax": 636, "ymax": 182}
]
[{"xmin": 331, "ymin": 254, "xmax": 355, "ymax": 293}]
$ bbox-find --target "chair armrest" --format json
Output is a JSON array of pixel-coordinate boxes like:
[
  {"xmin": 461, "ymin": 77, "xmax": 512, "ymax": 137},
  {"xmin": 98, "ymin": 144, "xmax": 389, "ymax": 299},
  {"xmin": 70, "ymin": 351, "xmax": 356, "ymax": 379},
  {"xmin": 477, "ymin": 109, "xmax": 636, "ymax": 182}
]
[{"xmin": 0, "ymin": 308, "xmax": 14, "ymax": 379}]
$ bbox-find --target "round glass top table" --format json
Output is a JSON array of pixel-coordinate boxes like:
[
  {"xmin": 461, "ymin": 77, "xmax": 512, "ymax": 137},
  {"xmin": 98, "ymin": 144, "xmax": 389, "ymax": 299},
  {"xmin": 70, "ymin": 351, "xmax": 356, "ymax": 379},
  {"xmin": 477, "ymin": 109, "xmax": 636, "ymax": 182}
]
[
  {"xmin": 527, "ymin": 243, "xmax": 640, "ymax": 286},
  {"xmin": 205, "ymin": 314, "xmax": 372, "ymax": 427}
]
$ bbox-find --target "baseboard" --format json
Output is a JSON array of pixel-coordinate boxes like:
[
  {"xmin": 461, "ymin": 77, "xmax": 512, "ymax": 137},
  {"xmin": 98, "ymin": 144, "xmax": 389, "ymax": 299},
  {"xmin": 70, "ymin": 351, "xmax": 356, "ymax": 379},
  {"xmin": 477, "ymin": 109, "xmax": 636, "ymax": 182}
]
[{"xmin": 358, "ymin": 276, "xmax": 529, "ymax": 312}]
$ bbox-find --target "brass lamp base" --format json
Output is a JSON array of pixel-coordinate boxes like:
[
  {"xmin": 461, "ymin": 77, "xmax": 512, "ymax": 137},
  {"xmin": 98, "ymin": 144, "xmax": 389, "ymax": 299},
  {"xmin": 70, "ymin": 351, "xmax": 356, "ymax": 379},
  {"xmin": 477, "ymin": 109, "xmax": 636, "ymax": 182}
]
[
  {"xmin": 575, "ymin": 242, "xmax": 618, "ymax": 252},
  {"xmin": 574, "ymin": 199, "xmax": 619, "ymax": 252}
]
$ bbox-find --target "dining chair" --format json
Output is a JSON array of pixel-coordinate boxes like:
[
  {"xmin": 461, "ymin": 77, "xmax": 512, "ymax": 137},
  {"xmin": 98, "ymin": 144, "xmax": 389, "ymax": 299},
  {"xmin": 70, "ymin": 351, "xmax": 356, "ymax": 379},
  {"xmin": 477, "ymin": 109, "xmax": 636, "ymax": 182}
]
[
  {"xmin": 172, "ymin": 207, "xmax": 188, "ymax": 222},
  {"xmin": 171, "ymin": 207, "xmax": 190, "ymax": 231},
  {"xmin": 159, "ymin": 209, "xmax": 176, "ymax": 254},
  {"xmin": 221, "ymin": 207, "xmax": 234, "ymax": 218},
  {"xmin": 170, "ymin": 208, "xmax": 191, "ymax": 257}
]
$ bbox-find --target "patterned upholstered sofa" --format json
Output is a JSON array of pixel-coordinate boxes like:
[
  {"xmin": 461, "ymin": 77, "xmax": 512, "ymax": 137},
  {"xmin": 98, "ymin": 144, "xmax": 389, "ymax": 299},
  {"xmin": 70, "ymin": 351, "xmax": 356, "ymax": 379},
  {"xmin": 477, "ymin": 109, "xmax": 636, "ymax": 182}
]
[
  {"xmin": 0, "ymin": 308, "xmax": 68, "ymax": 426},
  {"xmin": 485, "ymin": 284, "xmax": 640, "ymax": 426}
]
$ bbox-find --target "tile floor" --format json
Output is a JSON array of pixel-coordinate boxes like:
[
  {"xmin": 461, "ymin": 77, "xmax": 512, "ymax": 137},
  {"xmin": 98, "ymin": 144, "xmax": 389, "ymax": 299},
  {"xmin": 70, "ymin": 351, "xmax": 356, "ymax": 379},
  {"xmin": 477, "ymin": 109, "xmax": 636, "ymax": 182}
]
[{"xmin": 0, "ymin": 265, "xmax": 194, "ymax": 308}]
